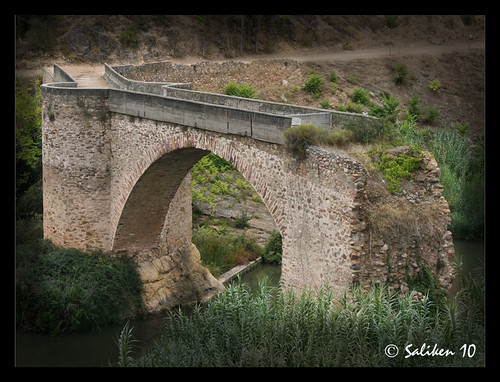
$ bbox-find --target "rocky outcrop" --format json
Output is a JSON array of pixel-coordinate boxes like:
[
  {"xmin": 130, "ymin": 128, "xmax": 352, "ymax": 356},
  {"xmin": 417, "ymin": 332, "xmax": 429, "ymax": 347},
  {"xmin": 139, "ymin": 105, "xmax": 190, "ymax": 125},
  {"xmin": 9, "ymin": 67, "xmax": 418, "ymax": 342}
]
[{"xmin": 136, "ymin": 243, "xmax": 224, "ymax": 312}]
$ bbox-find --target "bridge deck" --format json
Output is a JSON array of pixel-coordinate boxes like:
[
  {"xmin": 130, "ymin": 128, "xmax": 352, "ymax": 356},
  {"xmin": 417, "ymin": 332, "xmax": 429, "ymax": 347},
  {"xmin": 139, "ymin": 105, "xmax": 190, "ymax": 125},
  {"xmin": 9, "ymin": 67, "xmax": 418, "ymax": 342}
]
[{"xmin": 63, "ymin": 65, "xmax": 110, "ymax": 88}]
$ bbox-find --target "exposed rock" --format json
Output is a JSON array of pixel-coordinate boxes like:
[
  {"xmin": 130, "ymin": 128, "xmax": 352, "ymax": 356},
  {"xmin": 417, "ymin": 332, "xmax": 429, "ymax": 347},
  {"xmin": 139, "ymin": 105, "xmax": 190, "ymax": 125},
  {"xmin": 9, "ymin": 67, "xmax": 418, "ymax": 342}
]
[
  {"xmin": 384, "ymin": 145, "xmax": 411, "ymax": 157},
  {"xmin": 64, "ymin": 27, "xmax": 91, "ymax": 56},
  {"xmin": 138, "ymin": 243, "xmax": 224, "ymax": 312}
]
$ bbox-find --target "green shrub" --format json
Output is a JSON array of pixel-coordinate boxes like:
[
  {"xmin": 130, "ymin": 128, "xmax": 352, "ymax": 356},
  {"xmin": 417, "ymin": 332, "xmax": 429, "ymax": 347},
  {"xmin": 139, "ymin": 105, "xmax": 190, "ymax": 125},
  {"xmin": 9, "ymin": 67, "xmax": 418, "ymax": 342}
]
[
  {"xmin": 223, "ymin": 81, "xmax": 257, "ymax": 99},
  {"xmin": 369, "ymin": 94, "xmax": 400, "ymax": 122},
  {"xmin": 322, "ymin": 128, "xmax": 354, "ymax": 147},
  {"xmin": 429, "ymin": 79, "xmax": 441, "ymax": 93},
  {"xmin": 261, "ymin": 230, "xmax": 282, "ymax": 264},
  {"xmin": 303, "ymin": 70, "xmax": 324, "ymax": 97},
  {"xmin": 351, "ymin": 87, "xmax": 370, "ymax": 105},
  {"xmin": 393, "ymin": 63, "xmax": 409, "ymax": 84},
  {"xmin": 342, "ymin": 118, "xmax": 389, "ymax": 144},
  {"xmin": 319, "ymin": 99, "xmax": 332, "ymax": 109},
  {"xmin": 16, "ymin": 245, "xmax": 144, "ymax": 334},
  {"xmin": 337, "ymin": 101, "xmax": 363, "ymax": 114},
  {"xmin": 120, "ymin": 27, "xmax": 139, "ymax": 48},
  {"xmin": 283, "ymin": 124, "xmax": 356, "ymax": 156},
  {"xmin": 283, "ymin": 124, "xmax": 324, "ymax": 156},
  {"xmin": 234, "ymin": 210, "xmax": 251, "ymax": 228},
  {"xmin": 406, "ymin": 94, "xmax": 423, "ymax": 120},
  {"xmin": 329, "ymin": 70, "xmax": 338, "ymax": 84},
  {"xmin": 422, "ymin": 106, "xmax": 441, "ymax": 124}
]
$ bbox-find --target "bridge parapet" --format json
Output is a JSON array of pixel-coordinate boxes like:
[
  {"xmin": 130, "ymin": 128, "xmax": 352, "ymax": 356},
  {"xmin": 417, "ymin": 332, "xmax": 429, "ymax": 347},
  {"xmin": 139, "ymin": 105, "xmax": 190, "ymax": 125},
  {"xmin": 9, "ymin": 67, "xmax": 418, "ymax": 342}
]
[
  {"xmin": 109, "ymin": 88, "xmax": 292, "ymax": 144},
  {"xmin": 43, "ymin": 63, "xmax": 382, "ymax": 145}
]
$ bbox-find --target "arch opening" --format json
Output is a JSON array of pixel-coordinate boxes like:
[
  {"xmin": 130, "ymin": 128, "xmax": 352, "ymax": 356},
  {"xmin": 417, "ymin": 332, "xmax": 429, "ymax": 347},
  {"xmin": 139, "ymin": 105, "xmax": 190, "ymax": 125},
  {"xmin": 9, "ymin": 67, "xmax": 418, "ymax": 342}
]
[
  {"xmin": 190, "ymin": 152, "xmax": 281, "ymax": 278},
  {"xmin": 112, "ymin": 147, "xmax": 283, "ymax": 259},
  {"xmin": 111, "ymin": 142, "xmax": 284, "ymax": 311},
  {"xmin": 112, "ymin": 147, "xmax": 209, "ymax": 252}
]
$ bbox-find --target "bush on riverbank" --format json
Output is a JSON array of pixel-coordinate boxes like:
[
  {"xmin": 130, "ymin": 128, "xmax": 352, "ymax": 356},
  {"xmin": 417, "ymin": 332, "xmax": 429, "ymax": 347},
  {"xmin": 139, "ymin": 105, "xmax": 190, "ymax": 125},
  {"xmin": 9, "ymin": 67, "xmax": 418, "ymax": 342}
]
[
  {"xmin": 16, "ymin": 238, "xmax": 144, "ymax": 334},
  {"xmin": 261, "ymin": 229, "xmax": 282, "ymax": 264}
]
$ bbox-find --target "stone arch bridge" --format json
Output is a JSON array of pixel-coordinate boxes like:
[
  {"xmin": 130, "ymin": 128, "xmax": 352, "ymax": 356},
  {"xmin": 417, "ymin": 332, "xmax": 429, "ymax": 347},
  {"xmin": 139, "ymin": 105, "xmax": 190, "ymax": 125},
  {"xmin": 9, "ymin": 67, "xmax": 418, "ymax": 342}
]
[{"xmin": 41, "ymin": 63, "xmax": 454, "ymax": 311}]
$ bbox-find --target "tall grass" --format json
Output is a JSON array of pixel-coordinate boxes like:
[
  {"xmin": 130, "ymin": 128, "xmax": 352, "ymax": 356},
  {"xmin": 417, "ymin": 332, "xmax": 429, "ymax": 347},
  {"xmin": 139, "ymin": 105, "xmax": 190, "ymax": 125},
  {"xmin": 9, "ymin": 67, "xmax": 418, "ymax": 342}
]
[
  {"xmin": 192, "ymin": 226, "xmax": 260, "ymax": 277},
  {"xmin": 115, "ymin": 274, "xmax": 484, "ymax": 367},
  {"xmin": 398, "ymin": 121, "xmax": 484, "ymax": 240},
  {"xmin": 429, "ymin": 130, "xmax": 484, "ymax": 239}
]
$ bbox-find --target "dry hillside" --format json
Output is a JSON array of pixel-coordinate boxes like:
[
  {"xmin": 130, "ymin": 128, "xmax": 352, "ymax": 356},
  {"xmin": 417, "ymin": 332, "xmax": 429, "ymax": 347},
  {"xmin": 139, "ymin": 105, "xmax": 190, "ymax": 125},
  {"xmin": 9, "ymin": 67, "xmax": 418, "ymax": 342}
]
[{"xmin": 16, "ymin": 15, "xmax": 485, "ymax": 135}]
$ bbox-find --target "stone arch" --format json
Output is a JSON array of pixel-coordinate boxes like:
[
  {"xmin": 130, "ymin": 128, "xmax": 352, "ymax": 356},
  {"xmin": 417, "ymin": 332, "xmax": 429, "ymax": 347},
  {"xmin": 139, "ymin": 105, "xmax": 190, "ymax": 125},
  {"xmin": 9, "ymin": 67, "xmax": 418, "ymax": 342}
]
[
  {"xmin": 108, "ymin": 119, "xmax": 293, "ymax": 311},
  {"xmin": 107, "ymin": 116, "xmax": 365, "ymax": 308},
  {"xmin": 111, "ymin": 121, "xmax": 287, "ymax": 256}
]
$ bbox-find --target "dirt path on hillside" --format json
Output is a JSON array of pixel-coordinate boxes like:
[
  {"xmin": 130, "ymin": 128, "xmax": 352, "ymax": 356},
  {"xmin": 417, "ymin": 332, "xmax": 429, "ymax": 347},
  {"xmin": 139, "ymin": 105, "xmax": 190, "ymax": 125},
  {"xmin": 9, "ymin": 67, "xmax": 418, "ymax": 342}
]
[
  {"xmin": 62, "ymin": 40, "xmax": 484, "ymax": 87},
  {"xmin": 172, "ymin": 40, "xmax": 485, "ymax": 64}
]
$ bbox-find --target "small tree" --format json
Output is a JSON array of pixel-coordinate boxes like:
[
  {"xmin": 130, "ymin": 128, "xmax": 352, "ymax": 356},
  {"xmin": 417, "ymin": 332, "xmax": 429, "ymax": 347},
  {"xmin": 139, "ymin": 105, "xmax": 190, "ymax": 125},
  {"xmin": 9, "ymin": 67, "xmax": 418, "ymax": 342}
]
[
  {"xmin": 393, "ymin": 63, "xmax": 409, "ymax": 84},
  {"xmin": 303, "ymin": 70, "xmax": 324, "ymax": 98}
]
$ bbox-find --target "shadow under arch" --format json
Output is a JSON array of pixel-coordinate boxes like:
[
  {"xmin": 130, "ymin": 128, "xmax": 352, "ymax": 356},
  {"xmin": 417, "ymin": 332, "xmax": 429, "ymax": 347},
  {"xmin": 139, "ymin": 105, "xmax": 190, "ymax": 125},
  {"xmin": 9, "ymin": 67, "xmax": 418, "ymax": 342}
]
[
  {"xmin": 112, "ymin": 147, "xmax": 209, "ymax": 252},
  {"xmin": 111, "ymin": 137, "xmax": 285, "ymax": 267}
]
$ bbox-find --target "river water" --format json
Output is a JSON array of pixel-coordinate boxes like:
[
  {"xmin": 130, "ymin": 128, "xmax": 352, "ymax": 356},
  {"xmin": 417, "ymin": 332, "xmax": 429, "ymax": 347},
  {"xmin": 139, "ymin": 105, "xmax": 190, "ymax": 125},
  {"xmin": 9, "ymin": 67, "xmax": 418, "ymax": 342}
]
[{"xmin": 15, "ymin": 240, "xmax": 483, "ymax": 367}]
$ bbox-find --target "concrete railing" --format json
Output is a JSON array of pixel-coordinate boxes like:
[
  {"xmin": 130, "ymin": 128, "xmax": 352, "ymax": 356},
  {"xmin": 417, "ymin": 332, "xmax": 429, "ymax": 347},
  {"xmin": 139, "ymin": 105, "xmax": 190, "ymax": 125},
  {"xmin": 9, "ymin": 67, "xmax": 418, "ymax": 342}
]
[
  {"xmin": 42, "ymin": 63, "xmax": 383, "ymax": 145},
  {"xmin": 104, "ymin": 63, "xmax": 191, "ymax": 95},
  {"xmin": 42, "ymin": 64, "xmax": 78, "ymax": 88},
  {"xmin": 109, "ymin": 88, "xmax": 292, "ymax": 144}
]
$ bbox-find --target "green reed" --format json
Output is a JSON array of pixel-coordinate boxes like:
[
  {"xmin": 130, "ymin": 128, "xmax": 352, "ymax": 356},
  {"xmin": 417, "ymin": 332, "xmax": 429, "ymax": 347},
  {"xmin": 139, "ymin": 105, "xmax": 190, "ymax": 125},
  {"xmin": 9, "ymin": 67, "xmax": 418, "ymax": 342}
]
[{"xmin": 115, "ymin": 273, "xmax": 484, "ymax": 367}]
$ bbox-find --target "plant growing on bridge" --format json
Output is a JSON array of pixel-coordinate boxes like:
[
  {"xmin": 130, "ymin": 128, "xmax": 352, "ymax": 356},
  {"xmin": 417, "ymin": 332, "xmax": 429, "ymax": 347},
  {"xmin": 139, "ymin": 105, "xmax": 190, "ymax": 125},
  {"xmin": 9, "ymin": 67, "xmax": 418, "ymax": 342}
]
[
  {"xmin": 370, "ymin": 145, "xmax": 423, "ymax": 194},
  {"xmin": 284, "ymin": 124, "xmax": 354, "ymax": 157}
]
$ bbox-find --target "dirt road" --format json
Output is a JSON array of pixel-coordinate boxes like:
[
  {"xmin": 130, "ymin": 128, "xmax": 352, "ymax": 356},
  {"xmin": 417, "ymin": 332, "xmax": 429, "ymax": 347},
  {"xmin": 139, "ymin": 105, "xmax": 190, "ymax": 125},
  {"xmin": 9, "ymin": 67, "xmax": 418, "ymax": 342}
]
[{"xmin": 63, "ymin": 40, "xmax": 485, "ymax": 88}]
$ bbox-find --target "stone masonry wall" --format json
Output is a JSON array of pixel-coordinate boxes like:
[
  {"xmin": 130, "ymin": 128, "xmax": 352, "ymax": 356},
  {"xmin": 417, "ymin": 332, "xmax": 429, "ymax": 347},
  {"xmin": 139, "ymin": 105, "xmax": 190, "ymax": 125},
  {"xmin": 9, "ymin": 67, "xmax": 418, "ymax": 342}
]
[
  {"xmin": 108, "ymin": 113, "xmax": 363, "ymax": 300},
  {"xmin": 42, "ymin": 87, "xmax": 113, "ymax": 251},
  {"xmin": 350, "ymin": 148, "xmax": 455, "ymax": 293}
]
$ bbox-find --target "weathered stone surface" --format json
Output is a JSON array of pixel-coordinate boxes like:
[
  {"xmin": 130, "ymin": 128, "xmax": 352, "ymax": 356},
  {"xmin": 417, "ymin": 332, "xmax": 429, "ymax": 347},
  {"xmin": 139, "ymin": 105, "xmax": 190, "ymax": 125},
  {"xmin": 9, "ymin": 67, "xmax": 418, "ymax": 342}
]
[{"xmin": 138, "ymin": 243, "xmax": 224, "ymax": 311}]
